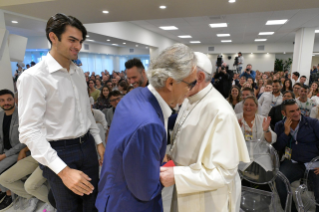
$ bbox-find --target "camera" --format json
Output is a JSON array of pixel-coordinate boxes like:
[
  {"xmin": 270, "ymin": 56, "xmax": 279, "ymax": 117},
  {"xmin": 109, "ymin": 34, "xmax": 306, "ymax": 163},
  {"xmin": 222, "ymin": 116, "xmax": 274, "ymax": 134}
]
[{"xmin": 246, "ymin": 68, "xmax": 250, "ymax": 73}]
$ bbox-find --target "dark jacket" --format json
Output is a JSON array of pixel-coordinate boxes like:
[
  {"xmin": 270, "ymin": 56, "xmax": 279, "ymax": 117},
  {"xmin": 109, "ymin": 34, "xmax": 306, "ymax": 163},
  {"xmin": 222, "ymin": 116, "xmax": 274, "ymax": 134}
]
[
  {"xmin": 268, "ymin": 104, "xmax": 282, "ymax": 131},
  {"xmin": 214, "ymin": 70, "xmax": 232, "ymax": 98},
  {"xmin": 274, "ymin": 115, "xmax": 319, "ymax": 163}
]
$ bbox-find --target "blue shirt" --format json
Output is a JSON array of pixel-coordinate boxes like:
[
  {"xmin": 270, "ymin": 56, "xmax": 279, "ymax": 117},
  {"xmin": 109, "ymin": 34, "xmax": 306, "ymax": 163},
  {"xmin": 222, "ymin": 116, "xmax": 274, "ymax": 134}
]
[
  {"xmin": 240, "ymin": 70, "xmax": 256, "ymax": 81},
  {"xmin": 72, "ymin": 59, "xmax": 82, "ymax": 66}
]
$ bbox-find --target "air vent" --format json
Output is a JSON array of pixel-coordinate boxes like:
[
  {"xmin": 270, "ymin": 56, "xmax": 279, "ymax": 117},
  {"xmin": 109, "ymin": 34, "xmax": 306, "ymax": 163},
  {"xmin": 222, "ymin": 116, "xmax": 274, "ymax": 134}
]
[
  {"xmin": 209, "ymin": 16, "xmax": 225, "ymax": 20},
  {"xmin": 129, "ymin": 48, "xmax": 134, "ymax": 53},
  {"xmin": 84, "ymin": 44, "xmax": 89, "ymax": 50},
  {"xmin": 208, "ymin": 46, "xmax": 215, "ymax": 52},
  {"xmin": 257, "ymin": 45, "xmax": 265, "ymax": 51}
]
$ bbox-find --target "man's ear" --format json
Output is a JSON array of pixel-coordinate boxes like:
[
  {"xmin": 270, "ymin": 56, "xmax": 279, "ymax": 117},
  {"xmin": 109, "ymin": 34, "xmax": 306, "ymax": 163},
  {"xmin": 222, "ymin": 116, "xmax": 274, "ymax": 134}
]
[
  {"xmin": 49, "ymin": 32, "xmax": 58, "ymax": 45},
  {"xmin": 165, "ymin": 77, "xmax": 174, "ymax": 92},
  {"xmin": 281, "ymin": 110, "xmax": 286, "ymax": 117}
]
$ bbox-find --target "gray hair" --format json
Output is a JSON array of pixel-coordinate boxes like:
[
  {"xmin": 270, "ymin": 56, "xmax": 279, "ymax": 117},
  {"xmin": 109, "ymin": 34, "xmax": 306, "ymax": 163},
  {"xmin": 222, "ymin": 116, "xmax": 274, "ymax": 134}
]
[
  {"xmin": 197, "ymin": 67, "xmax": 212, "ymax": 82},
  {"xmin": 147, "ymin": 43, "xmax": 196, "ymax": 89}
]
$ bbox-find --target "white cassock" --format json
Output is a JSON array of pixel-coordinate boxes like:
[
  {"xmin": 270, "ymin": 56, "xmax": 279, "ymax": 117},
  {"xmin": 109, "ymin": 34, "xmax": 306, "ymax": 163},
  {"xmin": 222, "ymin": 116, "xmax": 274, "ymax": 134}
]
[{"xmin": 168, "ymin": 84, "xmax": 250, "ymax": 212}]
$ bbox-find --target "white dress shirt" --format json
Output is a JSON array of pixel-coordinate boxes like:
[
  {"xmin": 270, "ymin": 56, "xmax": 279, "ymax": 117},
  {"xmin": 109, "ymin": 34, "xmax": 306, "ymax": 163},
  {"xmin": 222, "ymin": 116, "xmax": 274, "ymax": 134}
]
[
  {"xmin": 17, "ymin": 53, "xmax": 102, "ymax": 174},
  {"xmin": 92, "ymin": 109, "xmax": 107, "ymax": 131},
  {"xmin": 147, "ymin": 84, "xmax": 172, "ymax": 134},
  {"xmin": 310, "ymin": 106, "xmax": 319, "ymax": 119},
  {"xmin": 258, "ymin": 92, "xmax": 283, "ymax": 116}
]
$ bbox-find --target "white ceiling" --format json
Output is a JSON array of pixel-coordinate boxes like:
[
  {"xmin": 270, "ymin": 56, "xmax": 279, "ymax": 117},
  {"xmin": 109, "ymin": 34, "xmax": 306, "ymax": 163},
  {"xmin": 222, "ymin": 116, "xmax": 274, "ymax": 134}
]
[
  {"xmin": 131, "ymin": 8, "xmax": 319, "ymax": 44},
  {"xmin": 2, "ymin": 1, "xmax": 319, "ymax": 47}
]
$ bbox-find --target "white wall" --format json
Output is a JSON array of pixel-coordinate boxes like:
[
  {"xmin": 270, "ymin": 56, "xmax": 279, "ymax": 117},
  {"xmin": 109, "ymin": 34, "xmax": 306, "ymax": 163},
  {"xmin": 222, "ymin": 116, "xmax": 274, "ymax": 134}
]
[
  {"xmin": 80, "ymin": 42, "xmax": 119, "ymax": 55},
  {"xmin": 26, "ymin": 36, "xmax": 50, "ymax": 49},
  {"xmin": 118, "ymin": 47, "xmax": 149, "ymax": 55}
]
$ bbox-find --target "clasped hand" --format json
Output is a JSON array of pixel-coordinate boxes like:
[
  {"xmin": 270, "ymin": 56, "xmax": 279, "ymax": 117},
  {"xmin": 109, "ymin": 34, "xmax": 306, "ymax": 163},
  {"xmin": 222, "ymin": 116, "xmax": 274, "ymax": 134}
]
[{"xmin": 160, "ymin": 167, "xmax": 175, "ymax": 187}]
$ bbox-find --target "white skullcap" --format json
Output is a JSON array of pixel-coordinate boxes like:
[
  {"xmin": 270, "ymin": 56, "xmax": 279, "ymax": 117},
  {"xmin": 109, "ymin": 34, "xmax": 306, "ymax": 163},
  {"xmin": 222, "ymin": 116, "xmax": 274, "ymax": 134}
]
[{"xmin": 194, "ymin": 52, "xmax": 212, "ymax": 74}]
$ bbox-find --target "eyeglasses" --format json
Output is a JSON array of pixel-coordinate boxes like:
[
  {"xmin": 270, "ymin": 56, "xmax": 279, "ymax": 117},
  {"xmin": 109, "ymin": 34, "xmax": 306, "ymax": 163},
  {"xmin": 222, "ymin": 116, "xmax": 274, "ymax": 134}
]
[
  {"xmin": 109, "ymin": 97, "xmax": 121, "ymax": 102},
  {"xmin": 282, "ymin": 99, "xmax": 296, "ymax": 105},
  {"xmin": 181, "ymin": 79, "xmax": 197, "ymax": 90}
]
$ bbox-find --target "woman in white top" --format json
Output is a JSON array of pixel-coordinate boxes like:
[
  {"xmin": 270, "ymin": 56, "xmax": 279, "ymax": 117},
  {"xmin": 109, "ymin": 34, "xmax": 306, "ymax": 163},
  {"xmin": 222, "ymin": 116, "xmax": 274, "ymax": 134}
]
[
  {"xmin": 310, "ymin": 105, "xmax": 319, "ymax": 120},
  {"xmin": 237, "ymin": 96, "xmax": 277, "ymax": 144}
]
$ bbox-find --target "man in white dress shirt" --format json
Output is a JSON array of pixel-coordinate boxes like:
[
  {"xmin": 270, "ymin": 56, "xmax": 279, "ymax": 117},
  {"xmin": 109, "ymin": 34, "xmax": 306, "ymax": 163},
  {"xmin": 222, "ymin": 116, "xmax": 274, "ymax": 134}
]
[
  {"xmin": 258, "ymin": 80, "xmax": 283, "ymax": 116},
  {"xmin": 160, "ymin": 52, "xmax": 250, "ymax": 212},
  {"xmin": 17, "ymin": 13, "xmax": 105, "ymax": 211}
]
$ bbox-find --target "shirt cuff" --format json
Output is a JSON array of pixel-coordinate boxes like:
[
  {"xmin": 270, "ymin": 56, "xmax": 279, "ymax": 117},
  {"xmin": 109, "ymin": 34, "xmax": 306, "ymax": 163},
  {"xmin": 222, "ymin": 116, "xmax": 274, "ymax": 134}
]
[
  {"xmin": 48, "ymin": 157, "xmax": 67, "ymax": 174},
  {"xmin": 92, "ymin": 134, "xmax": 103, "ymax": 145}
]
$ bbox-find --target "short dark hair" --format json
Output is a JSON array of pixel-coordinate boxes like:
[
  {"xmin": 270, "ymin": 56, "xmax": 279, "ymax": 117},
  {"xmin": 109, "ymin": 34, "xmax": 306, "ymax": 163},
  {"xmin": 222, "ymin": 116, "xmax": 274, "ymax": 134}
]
[
  {"xmin": 282, "ymin": 91, "xmax": 295, "ymax": 99},
  {"xmin": 125, "ymin": 58, "xmax": 145, "ymax": 71},
  {"xmin": 0, "ymin": 89, "xmax": 14, "ymax": 98},
  {"xmin": 119, "ymin": 81, "xmax": 129, "ymax": 90},
  {"xmin": 300, "ymin": 84, "xmax": 309, "ymax": 90},
  {"xmin": 292, "ymin": 72, "xmax": 300, "ymax": 78},
  {"xmin": 242, "ymin": 87, "xmax": 254, "ymax": 95},
  {"xmin": 88, "ymin": 79, "xmax": 95, "ymax": 85},
  {"xmin": 30, "ymin": 61, "xmax": 36, "ymax": 66},
  {"xmin": 293, "ymin": 82, "xmax": 301, "ymax": 88},
  {"xmin": 272, "ymin": 80, "xmax": 281, "ymax": 85},
  {"xmin": 108, "ymin": 90, "xmax": 122, "ymax": 99},
  {"xmin": 300, "ymin": 75, "xmax": 307, "ymax": 79},
  {"xmin": 240, "ymin": 76, "xmax": 247, "ymax": 80},
  {"xmin": 46, "ymin": 13, "xmax": 87, "ymax": 45},
  {"xmin": 281, "ymin": 99, "xmax": 297, "ymax": 111},
  {"xmin": 247, "ymin": 77, "xmax": 253, "ymax": 81}
]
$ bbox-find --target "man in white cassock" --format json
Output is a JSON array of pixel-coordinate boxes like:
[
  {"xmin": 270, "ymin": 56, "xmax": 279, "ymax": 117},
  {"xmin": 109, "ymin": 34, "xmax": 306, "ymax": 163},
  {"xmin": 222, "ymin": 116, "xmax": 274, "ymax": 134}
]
[{"xmin": 160, "ymin": 52, "xmax": 250, "ymax": 212}]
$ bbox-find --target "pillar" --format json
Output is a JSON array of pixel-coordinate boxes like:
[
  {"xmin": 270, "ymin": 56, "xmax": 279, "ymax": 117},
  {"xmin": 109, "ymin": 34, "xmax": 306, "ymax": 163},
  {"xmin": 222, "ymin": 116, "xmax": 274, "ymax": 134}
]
[{"xmin": 291, "ymin": 28, "xmax": 316, "ymax": 84}]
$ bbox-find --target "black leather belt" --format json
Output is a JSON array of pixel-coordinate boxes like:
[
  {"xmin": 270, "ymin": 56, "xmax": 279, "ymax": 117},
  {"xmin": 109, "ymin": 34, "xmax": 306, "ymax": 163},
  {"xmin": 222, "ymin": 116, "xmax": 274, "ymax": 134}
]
[{"xmin": 50, "ymin": 131, "xmax": 90, "ymax": 148}]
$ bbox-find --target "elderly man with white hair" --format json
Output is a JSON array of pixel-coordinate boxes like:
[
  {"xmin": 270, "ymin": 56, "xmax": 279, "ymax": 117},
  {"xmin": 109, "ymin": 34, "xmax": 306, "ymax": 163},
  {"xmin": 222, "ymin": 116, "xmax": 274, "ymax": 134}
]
[
  {"xmin": 96, "ymin": 43, "xmax": 198, "ymax": 212},
  {"xmin": 160, "ymin": 52, "xmax": 250, "ymax": 212}
]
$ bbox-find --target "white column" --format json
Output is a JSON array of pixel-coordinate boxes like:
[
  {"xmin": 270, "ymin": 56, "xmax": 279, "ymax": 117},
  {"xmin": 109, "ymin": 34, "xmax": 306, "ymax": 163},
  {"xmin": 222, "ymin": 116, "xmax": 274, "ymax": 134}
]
[
  {"xmin": 0, "ymin": 10, "xmax": 14, "ymax": 92},
  {"xmin": 291, "ymin": 28, "xmax": 316, "ymax": 84}
]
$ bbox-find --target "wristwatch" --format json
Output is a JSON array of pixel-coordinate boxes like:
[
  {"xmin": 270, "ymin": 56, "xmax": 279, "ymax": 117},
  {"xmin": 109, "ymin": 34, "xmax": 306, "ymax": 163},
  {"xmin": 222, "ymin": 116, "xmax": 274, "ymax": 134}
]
[{"xmin": 263, "ymin": 129, "xmax": 270, "ymax": 133}]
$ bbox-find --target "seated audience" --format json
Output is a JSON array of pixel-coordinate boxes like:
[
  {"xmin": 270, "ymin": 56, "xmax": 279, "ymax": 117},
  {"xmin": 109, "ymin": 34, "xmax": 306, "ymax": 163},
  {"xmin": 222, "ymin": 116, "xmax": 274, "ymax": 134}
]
[
  {"xmin": 0, "ymin": 147, "xmax": 54, "ymax": 211},
  {"xmin": 296, "ymin": 85, "xmax": 316, "ymax": 117},
  {"xmin": 88, "ymin": 79, "xmax": 101, "ymax": 102},
  {"xmin": 292, "ymin": 71, "xmax": 300, "ymax": 85},
  {"xmin": 293, "ymin": 82, "xmax": 301, "ymax": 99},
  {"xmin": 268, "ymin": 91, "xmax": 295, "ymax": 130},
  {"xmin": 102, "ymin": 91, "xmax": 122, "ymax": 128},
  {"xmin": 310, "ymin": 105, "xmax": 319, "ymax": 120},
  {"xmin": 227, "ymin": 86, "xmax": 241, "ymax": 109},
  {"xmin": 118, "ymin": 81, "xmax": 129, "ymax": 95},
  {"xmin": 232, "ymin": 73, "xmax": 239, "ymax": 86},
  {"xmin": 299, "ymin": 75, "xmax": 307, "ymax": 86},
  {"xmin": 127, "ymin": 86, "xmax": 134, "ymax": 93},
  {"xmin": 258, "ymin": 80, "xmax": 283, "ymax": 116},
  {"xmin": 236, "ymin": 96, "xmax": 276, "ymax": 144},
  {"xmin": 281, "ymin": 79, "xmax": 293, "ymax": 93},
  {"xmin": 237, "ymin": 76, "xmax": 246, "ymax": 89},
  {"xmin": 234, "ymin": 87, "xmax": 254, "ymax": 114},
  {"xmin": 94, "ymin": 85, "xmax": 111, "ymax": 110},
  {"xmin": 95, "ymin": 78, "xmax": 103, "ymax": 90},
  {"xmin": 0, "ymin": 89, "xmax": 26, "ymax": 211},
  {"xmin": 308, "ymin": 82, "xmax": 319, "ymax": 98},
  {"xmin": 274, "ymin": 99, "xmax": 319, "ymax": 212},
  {"xmin": 255, "ymin": 78, "xmax": 265, "ymax": 98},
  {"xmin": 92, "ymin": 108, "xmax": 108, "ymax": 147},
  {"xmin": 214, "ymin": 63, "xmax": 232, "ymax": 98}
]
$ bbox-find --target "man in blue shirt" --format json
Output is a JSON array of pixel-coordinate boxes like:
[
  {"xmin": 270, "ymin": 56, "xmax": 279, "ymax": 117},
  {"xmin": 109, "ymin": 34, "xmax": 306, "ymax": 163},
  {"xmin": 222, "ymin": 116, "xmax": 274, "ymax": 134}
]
[
  {"xmin": 72, "ymin": 58, "xmax": 82, "ymax": 66},
  {"xmin": 240, "ymin": 64, "xmax": 256, "ymax": 81}
]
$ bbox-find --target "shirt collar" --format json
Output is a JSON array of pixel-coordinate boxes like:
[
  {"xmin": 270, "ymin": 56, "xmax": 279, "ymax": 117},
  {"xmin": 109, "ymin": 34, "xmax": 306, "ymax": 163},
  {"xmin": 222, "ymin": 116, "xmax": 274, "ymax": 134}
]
[
  {"xmin": 147, "ymin": 84, "xmax": 172, "ymax": 121},
  {"xmin": 188, "ymin": 83, "xmax": 212, "ymax": 104},
  {"xmin": 46, "ymin": 53, "xmax": 77, "ymax": 75}
]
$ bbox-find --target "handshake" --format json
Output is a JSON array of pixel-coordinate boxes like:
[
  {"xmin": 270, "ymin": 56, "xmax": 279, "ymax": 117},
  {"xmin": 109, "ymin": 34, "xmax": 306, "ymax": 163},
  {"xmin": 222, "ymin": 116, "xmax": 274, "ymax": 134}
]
[{"xmin": 160, "ymin": 166, "xmax": 175, "ymax": 187}]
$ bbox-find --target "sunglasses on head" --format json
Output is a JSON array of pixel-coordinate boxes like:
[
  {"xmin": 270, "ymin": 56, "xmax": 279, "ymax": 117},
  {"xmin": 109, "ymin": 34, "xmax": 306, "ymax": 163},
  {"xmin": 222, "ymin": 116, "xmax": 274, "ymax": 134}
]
[{"xmin": 181, "ymin": 79, "xmax": 197, "ymax": 90}]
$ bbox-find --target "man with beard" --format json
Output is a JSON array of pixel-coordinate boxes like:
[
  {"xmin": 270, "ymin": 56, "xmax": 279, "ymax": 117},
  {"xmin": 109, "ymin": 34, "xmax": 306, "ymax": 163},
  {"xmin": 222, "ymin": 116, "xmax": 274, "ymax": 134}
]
[
  {"xmin": 125, "ymin": 58, "xmax": 148, "ymax": 88},
  {"xmin": 296, "ymin": 85, "xmax": 316, "ymax": 117},
  {"xmin": 258, "ymin": 80, "xmax": 283, "ymax": 116},
  {"xmin": 0, "ymin": 89, "xmax": 26, "ymax": 211}
]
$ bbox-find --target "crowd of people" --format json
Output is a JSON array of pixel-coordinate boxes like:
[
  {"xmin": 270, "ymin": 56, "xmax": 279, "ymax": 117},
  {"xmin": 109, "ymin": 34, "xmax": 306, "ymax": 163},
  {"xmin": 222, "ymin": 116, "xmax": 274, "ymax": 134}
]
[{"xmin": 1, "ymin": 13, "xmax": 319, "ymax": 212}]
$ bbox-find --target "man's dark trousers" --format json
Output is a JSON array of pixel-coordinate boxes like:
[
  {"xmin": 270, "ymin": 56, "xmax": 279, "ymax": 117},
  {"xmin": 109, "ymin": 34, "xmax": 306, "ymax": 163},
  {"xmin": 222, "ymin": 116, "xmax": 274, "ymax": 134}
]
[{"xmin": 41, "ymin": 133, "xmax": 99, "ymax": 212}]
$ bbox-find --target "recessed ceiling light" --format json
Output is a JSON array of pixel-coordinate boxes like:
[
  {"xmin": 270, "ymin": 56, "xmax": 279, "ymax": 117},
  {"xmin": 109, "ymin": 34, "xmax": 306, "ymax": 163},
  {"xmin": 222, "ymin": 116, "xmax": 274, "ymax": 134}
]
[
  {"xmin": 221, "ymin": 40, "xmax": 232, "ymax": 42},
  {"xmin": 190, "ymin": 41, "xmax": 201, "ymax": 43},
  {"xmin": 102, "ymin": 11, "xmax": 109, "ymax": 14},
  {"xmin": 86, "ymin": 39, "xmax": 94, "ymax": 42},
  {"xmin": 217, "ymin": 34, "xmax": 230, "ymax": 37},
  {"xmin": 266, "ymin": 19, "xmax": 288, "ymax": 25},
  {"xmin": 136, "ymin": 45, "xmax": 139, "ymax": 47},
  {"xmin": 229, "ymin": 0, "xmax": 236, "ymax": 3},
  {"xmin": 209, "ymin": 23, "xmax": 228, "ymax": 28},
  {"xmin": 159, "ymin": 26, "xmax": 178, "ymax": 30},
  {"xmin": 259, "ymin": 32, "xmax": 274, "ymax": 35},
  {"xmin": 123, "ymin": 42, "xmax": 126, "ymax": 44},
  {"xmin": 86, "ymin": 35, "xmax": 90, "ymax": 37},
  {"xmin": 112, "ymin": 44, "xmax": 118, "ymax": 46},
  {"xmin": 12, "ymin": 21, "xmax": 18, "ymax": 24},
  {"xmin": 315, "ymin": 30, "xmax": 319, "ymax": 33},
  {"xmin": 159, "ymin": 5, "xmax": 166, "ymax": 9},
  {"xmin": 178, "ymin": 35, "xmax": 192, "ymax": 38},
  {"xmin": 106, "ymin": 39, "xmax": 110, "ymax": 41},
  {"xmin": 255, "ymin": 39, "xmax": 267, "ymax": 42}
]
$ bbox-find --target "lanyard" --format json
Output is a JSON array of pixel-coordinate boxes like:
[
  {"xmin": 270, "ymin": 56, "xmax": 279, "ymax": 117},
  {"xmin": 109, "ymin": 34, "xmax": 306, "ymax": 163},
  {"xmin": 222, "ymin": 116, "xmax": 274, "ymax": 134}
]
[{"xmin": 242, "ymin": 117, "xmax": 261, "ymax": 140}]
